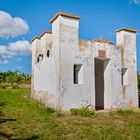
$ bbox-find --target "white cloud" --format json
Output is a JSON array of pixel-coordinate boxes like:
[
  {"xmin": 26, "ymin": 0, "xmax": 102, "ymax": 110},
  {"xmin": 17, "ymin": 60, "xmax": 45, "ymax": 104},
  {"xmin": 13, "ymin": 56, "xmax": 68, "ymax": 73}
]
[
  {"xmin": 16, "ymin": 66, "xmax": 23, "ymax": 70},
  {"xmin": 0, "ymin": 11, "xmax": 29, "ymax": 39},
  {"xmin": 0, "ymin": 59, "xmax": 10, "ymax": 64},
  {"xmin": 9, "ymin": 40, "xmax": 32, "ymax": 56},
  {"xmin": 0, "ymin": 45, "xmax": 15, "ymax": 58},
  {"xmin": 130, "ymin": 0, "xmax": 140, "ymax": 4},
  {"xmin": 0, "ymin": 40, "xmax": 32, "ymax": 59}
]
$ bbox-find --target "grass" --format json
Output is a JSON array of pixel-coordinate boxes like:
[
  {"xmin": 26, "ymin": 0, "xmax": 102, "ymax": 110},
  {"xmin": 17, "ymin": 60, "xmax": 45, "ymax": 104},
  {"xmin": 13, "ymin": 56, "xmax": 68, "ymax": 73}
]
[
  {"xmin": 0, "ymin": 89, "xmax": 140, "ymax": 140},
  {"xmin": 70, "ymin": 107, "xmax": 95, "ymax": 117}
]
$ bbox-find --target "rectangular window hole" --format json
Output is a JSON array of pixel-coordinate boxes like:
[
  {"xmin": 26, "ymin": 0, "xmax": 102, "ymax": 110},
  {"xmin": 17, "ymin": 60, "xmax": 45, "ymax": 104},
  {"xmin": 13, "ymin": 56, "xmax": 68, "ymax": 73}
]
[
  {"xmin": 73, "ymin": 64, "xmax": 83, "ymax": 84},
  {"xmin": 121, "ymin": 68, "xmax": 129, "ymax": 86}
]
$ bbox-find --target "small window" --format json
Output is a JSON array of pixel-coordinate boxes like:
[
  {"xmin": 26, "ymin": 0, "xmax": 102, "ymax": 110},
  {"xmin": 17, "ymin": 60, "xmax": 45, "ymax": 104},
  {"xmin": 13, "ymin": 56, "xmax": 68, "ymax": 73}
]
[
  {"xmin": 47, "ymin": 50, "xmax": 50, "ymax": 57},
  {"xmin": 37, "ymin": 54, "xmax": 43, "ymax": 63},
  {"xmin": 37, "ymin": 56, "xmax": 39, "ymax": 63},
  {"xmin": 121, "ymin": 68, "xmax": 129, "ymax": 86},
  {"xmin": 73, "ymin": 64, "xmax": 83, "ymax": 84}
]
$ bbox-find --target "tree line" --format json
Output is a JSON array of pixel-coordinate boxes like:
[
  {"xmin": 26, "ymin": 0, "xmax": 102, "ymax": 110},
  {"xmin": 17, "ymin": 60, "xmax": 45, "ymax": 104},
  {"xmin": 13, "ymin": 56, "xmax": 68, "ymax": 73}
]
[{"xmin": 0, "ymin": 70, "xmax": 31, "ymax": 88}]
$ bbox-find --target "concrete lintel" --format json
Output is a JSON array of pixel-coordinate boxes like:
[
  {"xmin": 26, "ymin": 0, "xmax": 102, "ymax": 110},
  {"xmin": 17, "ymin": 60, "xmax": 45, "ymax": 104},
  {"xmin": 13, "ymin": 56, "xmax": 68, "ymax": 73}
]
[{"xmin": 95, "ymin": 57, "xmax": 110, "ymax": 61}]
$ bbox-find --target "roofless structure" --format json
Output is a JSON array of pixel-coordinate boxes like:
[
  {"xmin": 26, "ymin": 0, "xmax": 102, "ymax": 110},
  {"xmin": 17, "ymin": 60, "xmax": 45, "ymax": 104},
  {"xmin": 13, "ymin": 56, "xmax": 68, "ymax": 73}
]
[{"xmin": 32, "ymin": 12, "xmax": 138, "ymax": 110}]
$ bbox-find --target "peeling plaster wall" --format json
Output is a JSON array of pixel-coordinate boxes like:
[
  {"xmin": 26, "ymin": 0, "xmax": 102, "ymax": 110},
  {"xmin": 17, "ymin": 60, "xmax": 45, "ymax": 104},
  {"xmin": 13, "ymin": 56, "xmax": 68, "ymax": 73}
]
[
  {"xmin": 111, "ymin": 47, "xmax": 122, "ymax": 108},
  {"xmin": 34, "ymin": 58, "xmax": 56, "ymax": 93},
  {"xmin": 90, "ymin": 42, "xmax": 113, "ymax": 109},
  {"xmin": 58, "ymin": 16, "xmax": 95, "ymax": 110},
  {"xmin": 32, "ymin": 33, "xmax": 59, "ymax": 109},
  {"xmin": 32, "ymin": 15, "xmax": 138, "ymax": 111},
  {"xmin": 58, "ymin": 17, "xmax": 115, "ymax": 110},
  {"xmin": 110, "ymin": 31, "xmax": 138, "ymax": 108}
]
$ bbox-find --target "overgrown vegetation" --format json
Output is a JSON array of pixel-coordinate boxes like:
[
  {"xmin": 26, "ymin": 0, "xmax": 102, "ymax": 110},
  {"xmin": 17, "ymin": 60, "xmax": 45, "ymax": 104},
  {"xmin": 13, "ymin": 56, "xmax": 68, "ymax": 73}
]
[
  {"xmin": 70, "ymin": 107, "xmax": 95, "ymax": 117},
  {"xmin": 0, "ymin": 70, "xmax": 31, "ymax": 88},
  {"xmin": 1, "ymin": 89, "xmax": 140, "ymax": 139}
]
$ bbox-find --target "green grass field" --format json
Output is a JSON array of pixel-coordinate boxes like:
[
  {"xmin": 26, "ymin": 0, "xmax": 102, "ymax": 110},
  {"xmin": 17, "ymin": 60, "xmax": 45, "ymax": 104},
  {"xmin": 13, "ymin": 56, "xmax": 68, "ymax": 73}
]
[{"xmin": 0, "ymin": 89, "xmax": 140, "ymax": 140}]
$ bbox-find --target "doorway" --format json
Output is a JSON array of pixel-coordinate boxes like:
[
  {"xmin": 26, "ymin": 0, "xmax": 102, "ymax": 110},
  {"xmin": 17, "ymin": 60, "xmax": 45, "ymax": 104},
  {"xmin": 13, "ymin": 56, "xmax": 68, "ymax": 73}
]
[
  {"xmin": 95, "ymin": 59, "xmax": 104, "ymax": 110},
  {"xmin": 95, "ymin": 58, "xmax": 110, "ymax": 110}
]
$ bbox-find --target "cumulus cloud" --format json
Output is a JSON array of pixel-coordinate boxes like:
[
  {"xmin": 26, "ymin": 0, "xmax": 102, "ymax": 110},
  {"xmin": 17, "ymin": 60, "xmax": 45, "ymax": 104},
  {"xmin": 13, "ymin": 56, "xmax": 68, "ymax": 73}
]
[
  {"xmin": 9, "ymin": 40, "xmax": 32, "ymax": 56},
  {"xmin": 130, "ymin": 0, "xmax": 140, "ymax": 4},
  {"xmin": 0, "ymin": 40, "xmax": 32, "ymax": 59},
  {"xmin": 0, "ymin": 59, "xmax": 10, "ymax": 64},
  {"xmin": 0, "ymin": 45, "xmax": 15, "ymax": 58},
  {"xmin": 0, "ymin": 11, "xmax": 29, "ymax": 39}
]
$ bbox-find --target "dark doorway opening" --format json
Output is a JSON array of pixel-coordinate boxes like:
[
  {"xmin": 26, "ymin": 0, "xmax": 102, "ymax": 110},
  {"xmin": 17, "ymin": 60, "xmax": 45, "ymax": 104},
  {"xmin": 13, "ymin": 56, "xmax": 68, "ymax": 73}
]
[
  {"xmin": 95, "ymin": 57, "xmax": 110, "ymax": 110},
  {"xmin": 95, "ymin": 59, "xmax": 104, "ymax": 110}
]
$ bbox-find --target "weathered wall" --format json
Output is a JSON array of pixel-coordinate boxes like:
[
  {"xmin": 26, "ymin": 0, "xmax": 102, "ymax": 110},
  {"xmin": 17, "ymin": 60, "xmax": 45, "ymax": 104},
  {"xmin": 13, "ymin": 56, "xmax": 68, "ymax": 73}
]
[
  {"xmin": 113, "ymin": 30, "xmax": 138, "ymax": 108},
  {"xmin": 58, "ymin": 15, "xmax": 114, "ymax": 110},
  {"xmin": 32, "ymin": 13, "xmax": 138, "ymax": 111},
  {"xmin": 31, "ymin": 38, "xmax": 40, "ymax": 98},
  {"xmin": 34, "ymin": 58, "xmax": 56, "ymax": 93},
  {"xmin": 56, "ymin": 16, "xmax": 95, "ymax": 110},
  {"xmin": 91, "ymin": 42, "xmax": 113, "ymax": 109},
  {"xmin": 32, "ymin": 33, "xmax": 59, "ymax": 109}
]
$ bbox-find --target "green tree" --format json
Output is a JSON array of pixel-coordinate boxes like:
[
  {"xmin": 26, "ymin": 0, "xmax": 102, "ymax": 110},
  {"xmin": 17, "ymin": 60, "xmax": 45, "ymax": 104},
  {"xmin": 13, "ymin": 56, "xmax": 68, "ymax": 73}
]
[{"xmin": 0, "ymin": 70, "xmax": 31, "ymax": 88}]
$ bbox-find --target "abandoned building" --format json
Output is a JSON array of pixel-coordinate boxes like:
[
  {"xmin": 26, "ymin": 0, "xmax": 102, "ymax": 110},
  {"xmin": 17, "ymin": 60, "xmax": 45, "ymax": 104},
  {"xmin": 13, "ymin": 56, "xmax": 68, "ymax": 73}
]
[{"xmin": 32, "ymin": 12, "xmax": 138, "ymax": 111}]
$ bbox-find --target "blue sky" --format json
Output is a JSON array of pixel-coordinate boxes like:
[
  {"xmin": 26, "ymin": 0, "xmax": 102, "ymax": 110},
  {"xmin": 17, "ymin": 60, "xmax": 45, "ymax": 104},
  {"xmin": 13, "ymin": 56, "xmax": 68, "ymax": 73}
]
[{"xmin": 0, "ymin": 0, "xmax": 140, "ymax": 74}]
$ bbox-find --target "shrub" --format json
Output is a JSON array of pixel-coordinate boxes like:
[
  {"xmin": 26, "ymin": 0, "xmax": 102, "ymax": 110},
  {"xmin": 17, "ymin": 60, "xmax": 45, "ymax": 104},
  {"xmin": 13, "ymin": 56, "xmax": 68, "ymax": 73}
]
[
  {"xmin": 46, "ymin": 107, "xmax": 55, "ymax": 113},
  {"xmin": 70, "ymin": 107, "xmax": 95, "ymax": 117},
  {"xmin": 0, "ymin": 70, "xmax": 31, "ymax": 89},
  {"xmin": 46, "ymin": 107, "xmax": 64, "ymax": 117}
]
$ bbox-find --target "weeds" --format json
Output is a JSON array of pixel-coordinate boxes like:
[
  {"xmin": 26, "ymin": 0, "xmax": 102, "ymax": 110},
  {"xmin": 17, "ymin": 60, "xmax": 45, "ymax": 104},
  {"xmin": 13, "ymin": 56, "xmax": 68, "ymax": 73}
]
[
  {"xmin": 46, "ymin": 107, "xmax": 55, "ymax": 113},
  {"xmin": 70, "ymin": 107, "xmax": 95, "ymax": 117}
]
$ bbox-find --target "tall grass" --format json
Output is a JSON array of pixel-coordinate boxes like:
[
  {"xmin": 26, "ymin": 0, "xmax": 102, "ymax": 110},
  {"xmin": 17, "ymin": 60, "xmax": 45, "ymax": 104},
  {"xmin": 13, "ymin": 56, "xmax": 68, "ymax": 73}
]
[{"xmin": 1, "ymin": 89, "xmax": 140, "ymax": 139}]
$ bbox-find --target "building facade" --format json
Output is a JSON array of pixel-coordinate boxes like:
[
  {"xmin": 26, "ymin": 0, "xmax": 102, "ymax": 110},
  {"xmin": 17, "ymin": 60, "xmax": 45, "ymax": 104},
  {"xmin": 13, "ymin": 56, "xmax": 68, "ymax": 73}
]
[{"xmin": 32, "ymin": 12, "xmax": 138, "ymax": 111}]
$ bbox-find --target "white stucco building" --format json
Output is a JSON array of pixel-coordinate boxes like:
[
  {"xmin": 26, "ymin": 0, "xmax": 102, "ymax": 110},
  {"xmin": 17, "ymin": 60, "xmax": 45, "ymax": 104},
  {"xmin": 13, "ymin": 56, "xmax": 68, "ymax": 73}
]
[{"xmin": 32, "ymin": 12, "xmax": 138, "ymax": 111}]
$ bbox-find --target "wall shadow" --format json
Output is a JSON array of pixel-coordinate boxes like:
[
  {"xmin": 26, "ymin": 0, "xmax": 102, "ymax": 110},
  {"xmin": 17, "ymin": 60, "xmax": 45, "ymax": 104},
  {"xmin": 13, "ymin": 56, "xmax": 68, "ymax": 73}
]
[
  {"xmin": 0, "ymin": 132, "xmax": 39, "ymax": 140},
  {"xmin": 0, "ymin": 102, "xmax": 16, "ymax": 124},
  {"xmin": 0, "ymin": 102, "xmax": 6, "ymax": 117},
  {"xmin": 0, "ymin": 101, "xmax": 39, "ymax": 140}
]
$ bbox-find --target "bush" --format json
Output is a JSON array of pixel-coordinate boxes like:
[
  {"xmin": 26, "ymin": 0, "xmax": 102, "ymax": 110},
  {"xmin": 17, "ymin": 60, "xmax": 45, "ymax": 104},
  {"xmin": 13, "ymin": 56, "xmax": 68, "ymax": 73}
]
[
  {"xmin": 70, "ymin": 107, "xmax": 95, "ymax": 117},
  {"xmin": 46, "ymin": 107, "xmax": 55, "ymax": 113},
  {"xmin": 0, "ymin": 70, "xmax": 31, "ymax": 89},
  {"xmin": 46, "ymin": 107, "xmax": 64, "ymax": 117}
]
